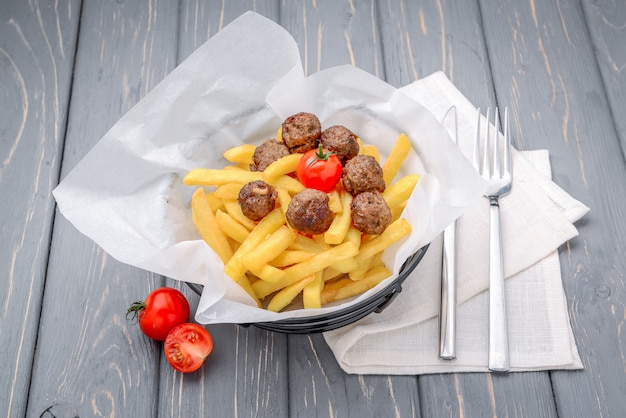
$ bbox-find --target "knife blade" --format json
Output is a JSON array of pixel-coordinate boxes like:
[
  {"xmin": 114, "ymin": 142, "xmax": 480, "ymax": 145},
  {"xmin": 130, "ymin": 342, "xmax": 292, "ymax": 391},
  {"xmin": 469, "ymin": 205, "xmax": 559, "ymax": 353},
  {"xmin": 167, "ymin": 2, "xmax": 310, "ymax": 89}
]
[{"xmin": 439, "ymin": 105, "xmax": 458, "ymax": 361}]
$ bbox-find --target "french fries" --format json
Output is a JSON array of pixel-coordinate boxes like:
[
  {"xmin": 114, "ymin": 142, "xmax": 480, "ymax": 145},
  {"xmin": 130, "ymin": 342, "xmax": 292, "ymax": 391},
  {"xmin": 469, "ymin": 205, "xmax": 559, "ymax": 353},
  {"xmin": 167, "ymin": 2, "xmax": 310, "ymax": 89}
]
[
  {"xmin": 263, "ymin": 153, "xmax": 302, "ymax": 184},
  {"xmin": 185, "ymin": 132, "xmax": 420, "ymax": 312},
  {"xmin": 383, "ymin": 133, "xmax": 411, "ymax": 186}
]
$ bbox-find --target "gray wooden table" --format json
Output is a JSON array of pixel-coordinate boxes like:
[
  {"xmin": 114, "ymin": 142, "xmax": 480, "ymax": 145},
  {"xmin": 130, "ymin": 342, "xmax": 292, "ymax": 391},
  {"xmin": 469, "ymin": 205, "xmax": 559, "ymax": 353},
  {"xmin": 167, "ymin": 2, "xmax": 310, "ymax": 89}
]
[{"xmin": 2, "ymin": 0, "xmax": 625, "ymax": 417}]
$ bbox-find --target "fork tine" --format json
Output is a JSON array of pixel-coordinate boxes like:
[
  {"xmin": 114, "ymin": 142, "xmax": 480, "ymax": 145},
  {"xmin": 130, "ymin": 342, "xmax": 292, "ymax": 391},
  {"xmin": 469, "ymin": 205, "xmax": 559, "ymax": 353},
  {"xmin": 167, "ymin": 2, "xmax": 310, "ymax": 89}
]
[
  {"xmin": 473, "ymin": 108, "xmax": 481, "ymax": 170},
  {"xmin": 483, "ymin": 107, "xmax": 491, "ymax": 176},
  {"xmin": 503, "ymin": 107, "xmax": 511, "ymax": 175},
  {"xmin": 493, "ymin": 107, "xmax": 500, "ymax": 177}
]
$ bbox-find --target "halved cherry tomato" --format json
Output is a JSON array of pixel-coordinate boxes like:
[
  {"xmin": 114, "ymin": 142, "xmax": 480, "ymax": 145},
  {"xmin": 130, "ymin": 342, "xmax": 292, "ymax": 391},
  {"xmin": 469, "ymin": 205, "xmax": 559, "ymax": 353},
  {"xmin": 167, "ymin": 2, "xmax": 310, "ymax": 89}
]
[
  {"xmin": 296, "ymin": 144, "xmax": 343, "ymax": 192},
  {"xmin": 126, "ymin": 287, "xmax": 190, "ymax": 341},
  {"xmin": 164, "ymin": 323, "xmax": 213, "ymax": 373}
]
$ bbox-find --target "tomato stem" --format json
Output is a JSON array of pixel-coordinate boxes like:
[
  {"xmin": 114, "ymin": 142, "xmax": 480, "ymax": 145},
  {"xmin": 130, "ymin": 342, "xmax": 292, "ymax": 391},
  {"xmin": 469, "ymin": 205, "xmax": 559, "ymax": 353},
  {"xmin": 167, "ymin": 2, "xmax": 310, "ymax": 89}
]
[
  {"xmin": 126, "ymin": 301, "xmax": 146, "ymax": 323},
  {"xmin": 308, "ymin": 144, "xmax": 335, "ymax": 168}
]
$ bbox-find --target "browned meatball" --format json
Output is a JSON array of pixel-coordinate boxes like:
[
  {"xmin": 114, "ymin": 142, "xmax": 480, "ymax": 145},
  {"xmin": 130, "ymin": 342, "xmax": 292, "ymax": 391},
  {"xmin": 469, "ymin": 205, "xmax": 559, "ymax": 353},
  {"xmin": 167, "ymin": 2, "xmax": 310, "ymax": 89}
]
[
  {"xmin": 281, "ymin": 112, "xmax": 321, "ymax": 154},
  {"xmin": 342, "ymin": 155, "xmax": 386, "ymax": 195},
  {"xmin": 285, "ymin": 189, "xmax": 334, "ymax": 235},
  {"xmin": 320, "ymin": 125, "xmax": 359, "ymax": 163},
  {"xmin": 350, "ymin": 191, "xmax": 392, "ymax": 235},
  {"xmin": 251, "ymin": 139, "xmax": 290, "ymax": 171},
  {"xmin": 238, "ymin": 180, "xmax": 277, "ymax": 221}
]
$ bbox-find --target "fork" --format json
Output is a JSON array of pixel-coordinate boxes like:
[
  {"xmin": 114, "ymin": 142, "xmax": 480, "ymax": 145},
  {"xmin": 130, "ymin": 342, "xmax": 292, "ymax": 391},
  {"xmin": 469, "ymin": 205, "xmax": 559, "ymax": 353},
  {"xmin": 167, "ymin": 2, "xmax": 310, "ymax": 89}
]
[{"xmin": 473, "ymin": 107, "xmax": 512, "ymax": 372}]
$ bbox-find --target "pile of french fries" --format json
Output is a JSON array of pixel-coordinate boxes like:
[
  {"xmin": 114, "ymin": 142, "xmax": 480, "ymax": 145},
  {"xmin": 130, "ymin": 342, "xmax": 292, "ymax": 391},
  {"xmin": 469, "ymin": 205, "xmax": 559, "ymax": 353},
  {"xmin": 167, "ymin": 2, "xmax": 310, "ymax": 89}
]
[{"xmin": 183, "ymin": 130, "xmax": 420, "ymax": 312}]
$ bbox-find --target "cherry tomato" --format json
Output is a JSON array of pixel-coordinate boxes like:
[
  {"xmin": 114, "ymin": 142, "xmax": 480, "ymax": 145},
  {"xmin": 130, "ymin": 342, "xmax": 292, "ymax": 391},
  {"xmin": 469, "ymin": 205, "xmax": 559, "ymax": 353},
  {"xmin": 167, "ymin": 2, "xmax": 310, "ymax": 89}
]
[
  {"xmin": 126, "ymin": 287, "xmax": 190, "ymax": 341},
  {"xmin": 296, "ymin": 144, "xmax": 343, "ymax": 192},
  {"xmin": 164, "ymin": 323, "xmax": 213, "ymax": 373}
]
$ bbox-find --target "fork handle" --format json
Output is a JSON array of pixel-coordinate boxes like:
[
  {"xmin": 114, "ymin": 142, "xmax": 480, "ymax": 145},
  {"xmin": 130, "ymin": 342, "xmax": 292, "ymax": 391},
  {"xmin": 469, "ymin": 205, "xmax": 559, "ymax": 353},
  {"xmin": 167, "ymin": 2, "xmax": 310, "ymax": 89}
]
[{"xmin": 488, "ymin": 199, "xmax": 510, "ymax": 372}]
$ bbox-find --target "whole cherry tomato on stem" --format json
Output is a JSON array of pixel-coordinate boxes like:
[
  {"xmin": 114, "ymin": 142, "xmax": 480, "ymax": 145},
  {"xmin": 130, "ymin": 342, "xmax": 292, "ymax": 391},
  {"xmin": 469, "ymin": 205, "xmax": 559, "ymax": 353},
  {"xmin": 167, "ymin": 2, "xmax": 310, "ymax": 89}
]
[
  {"xmin": 296, "ymin": 144, "xmax": 343, "ymax": 192},
  {"xmin": 126, "ymin": 287, "xmax": 190, "ymax": 341}
]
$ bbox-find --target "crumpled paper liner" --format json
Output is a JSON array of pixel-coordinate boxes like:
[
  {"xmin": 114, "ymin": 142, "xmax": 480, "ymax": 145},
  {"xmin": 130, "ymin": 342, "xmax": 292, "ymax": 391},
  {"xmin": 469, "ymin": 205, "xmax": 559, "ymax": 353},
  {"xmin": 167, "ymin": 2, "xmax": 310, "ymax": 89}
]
[{"xmin": 53, "ymin": 12, "xmax": 486, "ymax": 324}]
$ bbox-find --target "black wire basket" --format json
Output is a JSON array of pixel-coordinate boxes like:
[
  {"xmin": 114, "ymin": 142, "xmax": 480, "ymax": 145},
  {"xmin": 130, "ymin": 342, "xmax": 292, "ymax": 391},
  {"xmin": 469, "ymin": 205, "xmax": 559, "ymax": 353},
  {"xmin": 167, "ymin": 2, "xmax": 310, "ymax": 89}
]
[{"xmin": 187, "ymin": 244, "xmax": 429, "ymax": 334}]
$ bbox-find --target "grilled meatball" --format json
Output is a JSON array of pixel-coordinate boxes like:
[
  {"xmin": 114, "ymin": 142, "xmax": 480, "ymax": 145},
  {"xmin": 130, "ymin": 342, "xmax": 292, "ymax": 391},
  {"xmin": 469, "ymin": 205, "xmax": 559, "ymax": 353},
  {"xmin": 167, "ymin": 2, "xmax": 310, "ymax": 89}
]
[
  {"xmin": 251, "ymin": 139, "xmax": 290, "ymax": 171},
  {"xmin": 285, "ymin": 188, "xmax": 334, "ymax": 235},
  {"xmin": 238, "ymin": 180, "xmax": 277, "ymax": 221},
  {"xmin": 350, "ymin": 191, "xmax": 392, "ymax": 235},
  {"xmin": 281, "ymin": 112, "xmax": 321, "ymax": 154},
  {"xmin": 320, "ymin": 125, "xmax": 359, "ymax": 163},
  {"xmin": 342, "ymin": 155, "xmax": 386, "ymax": 195}
]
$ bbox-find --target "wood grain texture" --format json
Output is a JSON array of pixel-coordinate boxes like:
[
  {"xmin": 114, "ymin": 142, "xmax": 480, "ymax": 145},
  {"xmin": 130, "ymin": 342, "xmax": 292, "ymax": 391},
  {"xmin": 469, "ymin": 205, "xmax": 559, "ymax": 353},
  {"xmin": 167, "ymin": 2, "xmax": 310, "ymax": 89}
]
[
  {"xmin": 281, "ymin": 0, "xmax": 384, "ymax": 78},
  {"xmin": 0, "ymin": 1, "xmax": 80, "ymax": 417},
  {"xmin": 25, "ymin": 1, "xmax": 179, "ymax": 416},
  {"xmin": 479, "ymin": 0, "xmax": 626, "ymax": 416},
  {"xmin": 581, "ymin": 0, "xmax": 626, "ymax": 151}
]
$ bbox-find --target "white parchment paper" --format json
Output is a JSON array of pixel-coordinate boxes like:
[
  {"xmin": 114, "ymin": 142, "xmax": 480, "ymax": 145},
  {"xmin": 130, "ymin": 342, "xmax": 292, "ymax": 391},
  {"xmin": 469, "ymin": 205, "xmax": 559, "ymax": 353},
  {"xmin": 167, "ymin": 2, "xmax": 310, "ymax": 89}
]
[{"xmin": 53, "ymin": 12, "xmax": 486, "ymax": 324}]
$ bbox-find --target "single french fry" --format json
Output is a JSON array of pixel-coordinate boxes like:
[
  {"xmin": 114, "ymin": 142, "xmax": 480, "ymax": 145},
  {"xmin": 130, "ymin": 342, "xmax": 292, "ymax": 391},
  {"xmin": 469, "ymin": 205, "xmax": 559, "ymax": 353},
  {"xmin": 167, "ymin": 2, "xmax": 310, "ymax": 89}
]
[
  {"xmin": 243, "ymin": 225, "xmax": 296, "ymax": 273},
  {"xmin": 348, "ymin": 255, "xmax": 374, "ymax": 281},
  {"xmin": 273, "ymin": 175, "xmax": 305, "ymax": 194},
  {"xmin": 236, "ymin": 274, "xmax": 262, "ymax": 308},
  {"xmin": 267, "ymin": 275, "xmax": 316, "ymax": 312},
  {"xmin": 303, "ymin": 271, "xmax": 324, "ymax": 309},
  {"xmin": 191, "ymin": 188, "xmax": 233, "ymax": 264},
  {"xmin": 321, "ymin": 265, "xmax": 391, "ymax": 304},
  {"xmin": 263, "ymin": 153, "xmax": 302, "ymax": 183},
  {"xmin": 289, "ymin": 234, "xmax": 326, "ymax": 253},
  {"xmin": 343, "ymin": 227, "xmax": 362, "ymax": 249},
  {"xmin": 270, "ymin": 250, "xmax": 315, "ymax": 268},
  {"xmin": 391, "ymin": 202, "xmax": 407, "ymax": 222},
  {"xmin": 216, "ymin": 210, "xmax": 250, "ymax": 244},
  {"xmin": 360, "ymin": 144, "xmax": 381, "ymax": 163},
  {"xmin": 223, "ymin": 144, "xmax": 256, "ymax": 164},
  {"xmin": 223, "ymin": 200, "xmax": 257, "ymax": 231},
  {"xmin": 214, "ymin": 183, "xmax": 243, "ymax": 201},
  {"xmin": 276, "ymin": 187, "xmax": 292, "ymax": 217},
  {"xmin": 276, "ymin": 126, "xmax": 283, "ymax": 142},
  {"xmin": 328, "ymin": 189, "xmax": 343, "ymax": 213},
  {"xmin": 382, "ymin": 133, "xmax": 412, "ymax": 186},
  {"xmin": 223, "ymin": 208, "xmax": 285, "ymax": 281},
  {"xmin": 205, "ymin": 191, "xmax": 225, "ymax": 213},
  {"xmin": 331, "ymin": 257, "xmax": 358, "ymax": 273},
  {"xmin": 348, "ymin": 251, "xmax": 383, "ymax": 281},
  {"xmin": 383, "ymin": 174, "xmax": 420, "ymax": 209},
  {"xmin": 313, "ymin": 234, "xmax": 330, "ymax": 249},
  {"xmin": 324, "ymin": 190, "xmax": 353, "ymax": 245},
  {"xmin": 322, "ymin": 267, "xmax": 345, "ymax": 282},
  {"xmin": 355, "ymin": 218, "xmax": 411, "ymax": 263},
  {"xmin": 224, "ymin": 164, "xmax": 252, "ymax": 171},
  {"xmin": 254, "ymin": 242, "xmax": 358, "ymax": 298},
  {"xmin": 248, "ymin": 263, "xmax": 286, "ymax": 283},
  {"xmin": 184, "ymin": 168, "xmax": 261, "ymax": 186}
]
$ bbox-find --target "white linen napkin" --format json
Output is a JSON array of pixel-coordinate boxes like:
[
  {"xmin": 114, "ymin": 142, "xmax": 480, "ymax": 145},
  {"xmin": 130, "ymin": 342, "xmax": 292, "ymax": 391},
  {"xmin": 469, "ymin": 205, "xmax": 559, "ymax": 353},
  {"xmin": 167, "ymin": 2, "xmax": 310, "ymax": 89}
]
[{"xmin": 323, "ymin": 72, "xmax": 589, "ymax": 374}]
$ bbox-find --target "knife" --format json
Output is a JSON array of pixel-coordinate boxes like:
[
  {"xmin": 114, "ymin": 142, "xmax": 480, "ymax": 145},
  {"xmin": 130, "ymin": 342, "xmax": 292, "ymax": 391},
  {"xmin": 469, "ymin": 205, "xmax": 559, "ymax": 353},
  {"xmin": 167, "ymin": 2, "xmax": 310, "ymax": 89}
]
[{"xmin": 439, "ymin": 106, "xmax": 458, "ymax": 361}]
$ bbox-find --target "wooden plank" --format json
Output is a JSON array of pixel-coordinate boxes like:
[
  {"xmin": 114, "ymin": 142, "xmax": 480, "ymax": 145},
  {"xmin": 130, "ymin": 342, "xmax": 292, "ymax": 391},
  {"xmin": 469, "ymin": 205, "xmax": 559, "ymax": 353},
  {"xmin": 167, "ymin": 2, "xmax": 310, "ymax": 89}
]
[
  {"xmin": 289, "ymin": 334, "xmax": 420, "ymax": 417},
  {"xmin": 0, "ymin": 1, "xmax": 80, "ymax": 417},
  {"xmin": 25, "ymin": 1, "xmax": 179, "ymax": 417},
  {"xmin": 378, "ymin": 1, "xmax": 558, "ymax": 417},
  {"xmin": 581, "ymin": 0, "xmax": 626, "ymax": 150},
  {"xmin": 280, "ymin": 0, "xmax": 385, "ymax": 77},
  {"xmin": 279, "ymin": 1, "xmax": 421, "ymax": 416},
  {"xmin": 478, "ymin": 0, "xmax": 626, "ymax": 417},
  {"xmin": 158, "ymin": 3, "xmax": 291, "ymax": 417}
]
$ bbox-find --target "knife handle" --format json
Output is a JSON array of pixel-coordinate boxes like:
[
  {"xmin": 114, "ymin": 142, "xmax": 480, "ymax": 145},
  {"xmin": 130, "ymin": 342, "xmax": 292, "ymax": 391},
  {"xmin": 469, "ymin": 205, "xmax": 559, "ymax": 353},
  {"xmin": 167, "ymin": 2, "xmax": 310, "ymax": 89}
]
[{"xmin": 439, "ymin": 223, "xmax": 457, "ymax": 360}]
